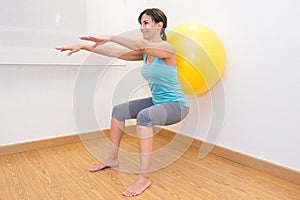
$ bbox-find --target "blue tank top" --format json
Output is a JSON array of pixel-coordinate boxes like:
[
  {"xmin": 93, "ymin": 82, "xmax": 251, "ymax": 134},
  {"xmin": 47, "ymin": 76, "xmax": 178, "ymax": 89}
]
[{"xmin": 141, "ymin": 54, "xmax": 189, "ymax": 107}]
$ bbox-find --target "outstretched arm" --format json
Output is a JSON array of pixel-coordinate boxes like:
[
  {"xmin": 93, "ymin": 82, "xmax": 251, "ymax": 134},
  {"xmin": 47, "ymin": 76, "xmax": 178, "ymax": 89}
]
[
  {"xmin": 80, "ymin": 35, "xmax": 176, "ymax": 60},
  {"xmin": 92, "ymin": 45, "xmax": 143, "ymax": 61},
  {"xmin": 56, "ymin": 42, "xmax": 143, "ymax": 61}
]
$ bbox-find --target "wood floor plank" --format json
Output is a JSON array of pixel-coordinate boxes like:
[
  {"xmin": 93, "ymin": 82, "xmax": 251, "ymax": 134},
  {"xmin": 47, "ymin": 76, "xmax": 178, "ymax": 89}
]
[{"xmin": 0, "ymin": 134, "xmax": 300, "ymax": 200}]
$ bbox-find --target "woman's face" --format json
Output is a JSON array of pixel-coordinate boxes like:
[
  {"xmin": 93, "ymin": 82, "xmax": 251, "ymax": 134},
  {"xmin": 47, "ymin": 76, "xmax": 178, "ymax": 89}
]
[{"xmin": 140, "ymin": 14, "xmax": 161, "ymax": 40}]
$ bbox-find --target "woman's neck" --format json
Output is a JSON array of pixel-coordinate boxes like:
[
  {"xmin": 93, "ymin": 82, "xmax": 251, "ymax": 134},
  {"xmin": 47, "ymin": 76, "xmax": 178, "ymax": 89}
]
[{"xmin": 148, "ymin": 35, "xmax": 163, "ymax": 43}]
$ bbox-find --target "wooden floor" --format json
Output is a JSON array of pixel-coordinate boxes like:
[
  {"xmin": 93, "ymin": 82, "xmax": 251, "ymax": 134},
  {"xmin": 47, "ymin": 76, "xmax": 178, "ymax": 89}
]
[{"xmin": 1, "ymin": 132, "xmax": 300, "ymax": 200}]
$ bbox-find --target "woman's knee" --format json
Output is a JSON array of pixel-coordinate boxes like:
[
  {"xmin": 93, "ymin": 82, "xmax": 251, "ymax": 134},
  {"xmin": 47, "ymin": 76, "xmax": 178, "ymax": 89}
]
[
  {"xmin": 136, "ymin": 107, "xmax": 168, "ymax": 127},
  {"xmin": 112, "ymin": 104, "xmax": 128, "ymax": 122},
  {"xmin": 136, "ymin": 110, "xmax": 152, "ymax": 127}
]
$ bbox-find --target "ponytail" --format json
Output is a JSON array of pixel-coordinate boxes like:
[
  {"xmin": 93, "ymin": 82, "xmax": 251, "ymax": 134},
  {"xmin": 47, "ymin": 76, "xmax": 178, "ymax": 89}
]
[{"xmin": 161, "ymin": 28, "xmax": 167, "ymax": 41}]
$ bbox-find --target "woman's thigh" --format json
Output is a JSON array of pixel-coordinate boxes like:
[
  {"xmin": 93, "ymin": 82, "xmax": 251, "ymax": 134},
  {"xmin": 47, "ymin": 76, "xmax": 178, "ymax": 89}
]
[
  {"xmin": 112, "ymin": 97, "xmax": 153, "ymax": 122},
  {"xmin": 137, "ymin": 102, "xmax": 189, "ymax": 127}
]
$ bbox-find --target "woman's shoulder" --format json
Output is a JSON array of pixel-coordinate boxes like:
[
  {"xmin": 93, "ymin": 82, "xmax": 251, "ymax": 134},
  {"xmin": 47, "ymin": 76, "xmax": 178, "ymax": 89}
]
[
  {"xmin": 151, "ymin": 41, "xmax": 176, "ymax": 57},
  {"xmin": 162, "ymin": 40, "xmax": 175, "ymax": 47}
]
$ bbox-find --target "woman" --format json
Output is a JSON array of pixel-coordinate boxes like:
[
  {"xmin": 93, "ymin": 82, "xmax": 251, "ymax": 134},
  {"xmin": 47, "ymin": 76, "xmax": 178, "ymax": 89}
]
[{"xmin": 56, "ymin": 8, "xmax": 189, "ymax": 197}]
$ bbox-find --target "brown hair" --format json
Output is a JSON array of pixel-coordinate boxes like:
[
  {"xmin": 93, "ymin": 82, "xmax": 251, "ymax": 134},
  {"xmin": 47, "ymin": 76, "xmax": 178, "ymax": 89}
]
[{"xmin": 138, "ymin": 8, "xmax": 168, "ymax": 41}]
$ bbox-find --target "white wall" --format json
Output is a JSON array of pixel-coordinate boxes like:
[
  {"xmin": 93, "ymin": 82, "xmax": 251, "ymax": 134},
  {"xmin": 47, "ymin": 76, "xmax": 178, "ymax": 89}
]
[
  {"xmin": 0, "ymin": 0, "xmax": 87, "ymax": 64},
  {"xmin": 0, "ymin": 65, "xmax": 78, "ymax": 144},
  {"xmin": 86, "ymin": 0, "xmax": 148, "ymax": 35},
  {"xmin": 0, "ymin": 0, "xmax": 299, "ymax": 172},
  {"xmin": 0, "ymin": 1, "xmax": 145, "ymax": 146},
  {"xmin": 0, "ymin": 0, "xmax": 89, "ymax": 146}
]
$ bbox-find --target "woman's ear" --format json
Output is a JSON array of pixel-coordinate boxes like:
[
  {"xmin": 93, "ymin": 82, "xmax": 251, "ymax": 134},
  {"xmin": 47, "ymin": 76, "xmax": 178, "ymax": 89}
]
[{"xmin": 157, "ymin": 22, "xmax": 163, "ymax": 28}]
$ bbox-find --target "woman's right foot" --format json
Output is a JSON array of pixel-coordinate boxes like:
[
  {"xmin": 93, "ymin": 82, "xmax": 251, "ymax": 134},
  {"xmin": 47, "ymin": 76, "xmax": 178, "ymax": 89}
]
[{"xmin": 89, "ymin": 160, "xmax": 118, "ymax": 172}]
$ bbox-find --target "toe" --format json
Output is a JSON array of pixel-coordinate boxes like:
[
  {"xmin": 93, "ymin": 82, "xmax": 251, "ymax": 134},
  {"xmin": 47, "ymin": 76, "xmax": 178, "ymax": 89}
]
[{"xmin": 89, "ymin": 164, "xmax": 108, "ymax": 172}]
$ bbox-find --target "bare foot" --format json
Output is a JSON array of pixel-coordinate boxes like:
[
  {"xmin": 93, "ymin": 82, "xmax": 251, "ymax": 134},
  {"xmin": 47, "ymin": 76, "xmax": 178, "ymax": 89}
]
[
  {"xmin": 89, "ymin": 160, "xmax": 118, "ymax": 172},
  {"xmin": 122, "ymin": 174, "xmax": 152, "ymax": 197}
]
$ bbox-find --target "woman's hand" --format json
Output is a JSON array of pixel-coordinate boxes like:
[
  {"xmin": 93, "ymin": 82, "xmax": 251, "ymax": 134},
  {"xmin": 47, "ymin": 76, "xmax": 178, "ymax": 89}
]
[
  {"xmin": 55, "ymin": 44, "xmax": 85, "ymax": 56},
  {"xmin": 80, "ymin": 35, "xmax": 112, "ymax": 47}
]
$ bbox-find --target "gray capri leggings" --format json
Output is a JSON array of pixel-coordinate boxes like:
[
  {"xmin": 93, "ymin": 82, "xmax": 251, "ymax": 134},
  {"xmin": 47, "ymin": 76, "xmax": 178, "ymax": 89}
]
[{"xmin": 112, "ymin": 97, "xmax": 189, "ymax": 127}]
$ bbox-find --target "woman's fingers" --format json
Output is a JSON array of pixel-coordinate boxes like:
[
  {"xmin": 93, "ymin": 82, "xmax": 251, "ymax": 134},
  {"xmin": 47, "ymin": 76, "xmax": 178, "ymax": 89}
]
[
  {"xmin": 56, "ymin": 47, "xmax": 72, "ymax": 51},
  {"xmin": 55, "ymin": 47, "xmax": 65, "ymax": 51},
  {"xmin": 91, "ymin": 42, "xmax": 101, "ymax": 50},
  {"xmin": 80, "ymin": 36, "xmax": 107, "ymax": 43},
  {"xmin": 55, "ymin": 46, "xmax": 79, "ymax": 56},
  {"xmin": 80, "ymin": 36, "xmax": 98, "ymax": 42},
  {"xmin": 67, "ymin": 51, "xmax": 74, "ymax": 56}
]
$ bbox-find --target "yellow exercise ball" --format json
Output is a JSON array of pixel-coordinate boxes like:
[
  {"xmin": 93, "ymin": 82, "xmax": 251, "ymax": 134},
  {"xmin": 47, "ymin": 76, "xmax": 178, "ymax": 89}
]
[{"xmin": 167, "ymin": 23, "xmax": 226, "ymax": 95}]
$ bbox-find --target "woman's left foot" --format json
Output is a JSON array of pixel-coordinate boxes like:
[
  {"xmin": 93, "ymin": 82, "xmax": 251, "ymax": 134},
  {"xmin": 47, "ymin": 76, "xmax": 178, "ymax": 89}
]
[{"xmin": 122, "ymin": 174, "xmax": 152, "ymax": 197}]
